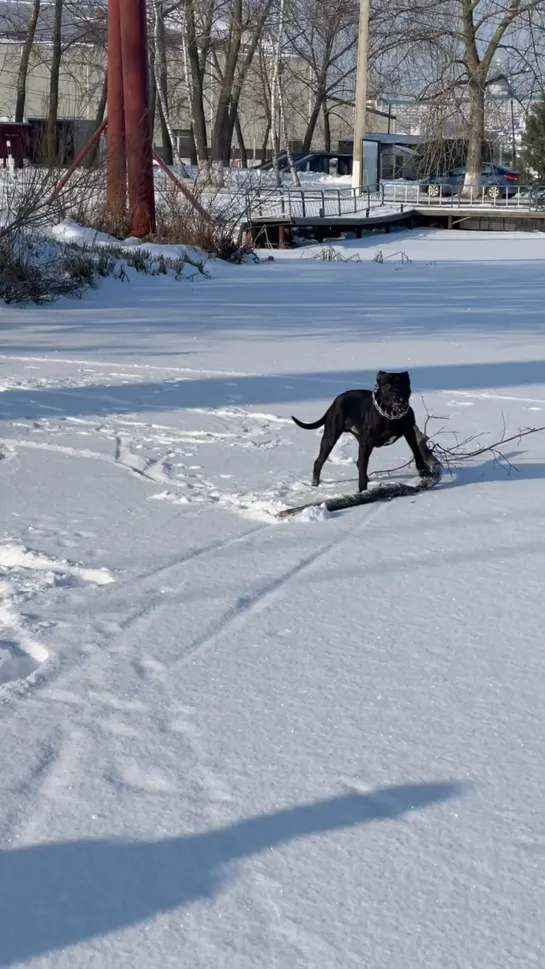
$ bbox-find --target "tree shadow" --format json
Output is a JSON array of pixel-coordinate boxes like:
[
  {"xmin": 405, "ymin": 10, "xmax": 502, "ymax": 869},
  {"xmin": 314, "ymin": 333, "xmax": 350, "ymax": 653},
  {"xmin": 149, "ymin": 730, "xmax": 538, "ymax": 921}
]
[
  {"xmin": 440, "ymin": 452, "xmax": 545, "ymax": 489},
  {"xmin": 0, "ymin": 359, "xmax": 544, "ymax": 422},
  {"xmin": 0, "ymin": 781, "xmax": 466, "ymax": 964},
  {"xmin": 2, "ymin": 253, "xmax": 545, "ymax": 355}
]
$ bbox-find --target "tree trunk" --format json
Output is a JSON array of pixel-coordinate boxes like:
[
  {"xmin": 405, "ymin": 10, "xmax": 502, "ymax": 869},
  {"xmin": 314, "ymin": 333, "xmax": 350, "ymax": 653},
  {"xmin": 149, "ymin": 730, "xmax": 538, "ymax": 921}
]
[
  {"xmin": 87, "ymin": 71, "xmax": 108, "ymax": 166},
  {"xmin": 270, "ymin": 0, "xmax": 287, "ymax": 186},
  {"xmin": 46, "ymin": 0, "xmax": 63, "ymax": 165},
  {"xmin": 153, "ymin": 2, "xmax": 173, "ymax": 165},
  {"xmin": 278, "ymin": 72, "xmax": 300, "ymax": 186},
  {"xmin": 184, "ymin": 0, "xmax": 209, "ymax": 171},
  {"xmin": 221, "ymin": 0, "xmax": 274, "ymax": 167},
  {"xmin": 322, "ymin": 102, "xmax": 331, "ymax": 152},
  {"xmin": 149, "ymin": 58, "xmax": 157, "ymax": 143},
  {"xmin": 302, "ymin": 88, "xmax": 324, "ymax": 152},
  {"xmin": 261, "ymin": 118, "xmax": 271, "ymax": 161},
  {"xmin": 462, "ymin": 80, "xmax": 485, "ymax": 197},
  {"xmin": 157, "ymin": 99, "xmax": 173, "ymax": 165},
  {"xmin": 15, "ymin": 0, "xmax": 41, "ymax": 123},
  {"xmin": 234, "ymin": 112, "xmax": 247, "ymax": 167},
  {"xmin": 211, "ymin": 0, "xmax": 243, "ymax": 184},
  {"xmin": 189, "ymin": 126, "xmax": 198, "ymax": 166}
]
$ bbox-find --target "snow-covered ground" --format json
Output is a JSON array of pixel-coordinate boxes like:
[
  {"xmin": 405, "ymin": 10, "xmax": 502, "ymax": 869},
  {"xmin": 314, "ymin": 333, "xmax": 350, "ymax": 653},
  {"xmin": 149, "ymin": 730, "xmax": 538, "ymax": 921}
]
[{"xmin": 0, "ymin": 227, "xmax": 544, "ymax": 968}]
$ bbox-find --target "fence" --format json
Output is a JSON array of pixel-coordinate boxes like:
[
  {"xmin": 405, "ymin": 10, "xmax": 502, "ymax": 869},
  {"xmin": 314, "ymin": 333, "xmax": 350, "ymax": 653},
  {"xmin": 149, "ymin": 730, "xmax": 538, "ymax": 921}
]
[
  {"xmin": 383, "ymin": 181, "xmax": 545, "ymax": 210},
  {"xmin": 243, "ymin": 181, "xmax": 545, "ymax": 222},
  {"xmin": 244, "ymin": 185, "xmax": 385, "ymax": 221}
]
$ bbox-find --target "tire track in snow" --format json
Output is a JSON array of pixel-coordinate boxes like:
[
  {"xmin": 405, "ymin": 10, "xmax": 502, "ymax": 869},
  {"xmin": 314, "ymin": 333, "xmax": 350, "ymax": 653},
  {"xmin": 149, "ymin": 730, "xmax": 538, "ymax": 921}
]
[
  {"xmin": 0, "ymin": 735, "xmax": 60, "ymax": 842},
  {"xmin": 132, "ymin": 522, "xmax": 272, "ymax": 587},
  {"xmin": 0, "ymin": 724, "xmax": 93, "ymax": 845},
  {"xmin": 115, "ymin": 523, "xmax": 274, "ymax": 635},
  {"xmin": 176, "ymin": 501, "xmax": 389, "ymax": 664}
]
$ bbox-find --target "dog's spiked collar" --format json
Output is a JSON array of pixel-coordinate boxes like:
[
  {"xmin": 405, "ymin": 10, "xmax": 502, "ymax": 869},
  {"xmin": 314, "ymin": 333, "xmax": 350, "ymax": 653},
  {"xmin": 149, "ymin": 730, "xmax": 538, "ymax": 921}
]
[{"xmin": 372, "ymin": 391, "xmax": 409, "ymax": 421}]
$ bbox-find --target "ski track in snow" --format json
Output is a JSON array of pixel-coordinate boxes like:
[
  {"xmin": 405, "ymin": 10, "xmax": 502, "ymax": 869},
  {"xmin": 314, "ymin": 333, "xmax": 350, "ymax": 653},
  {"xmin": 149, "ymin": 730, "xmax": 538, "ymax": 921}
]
[{"xmin": 120, "ymin": 499, "xmax": 390, "ymax": 669}]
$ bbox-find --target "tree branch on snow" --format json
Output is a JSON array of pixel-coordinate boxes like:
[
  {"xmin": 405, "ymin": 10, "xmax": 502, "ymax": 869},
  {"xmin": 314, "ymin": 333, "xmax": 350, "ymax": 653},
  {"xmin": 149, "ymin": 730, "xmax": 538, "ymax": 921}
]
[{"xmin": 376, "ymin": 400, "xmax": 545, "ymax": 480}]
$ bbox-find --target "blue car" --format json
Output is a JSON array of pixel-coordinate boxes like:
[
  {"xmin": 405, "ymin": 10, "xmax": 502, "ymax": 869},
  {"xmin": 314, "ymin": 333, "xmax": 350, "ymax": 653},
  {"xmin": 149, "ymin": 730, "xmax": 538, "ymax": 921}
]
[{"xmin": 421, "ymin": 163, "xmax": 520, "ymax": 199}]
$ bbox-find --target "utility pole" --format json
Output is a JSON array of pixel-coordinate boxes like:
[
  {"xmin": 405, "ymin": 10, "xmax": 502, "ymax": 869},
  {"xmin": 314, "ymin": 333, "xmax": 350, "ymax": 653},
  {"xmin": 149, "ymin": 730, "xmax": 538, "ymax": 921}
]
[{"xmin": 351, "ymin": 0, "xmax": 370, "ymax": 194}]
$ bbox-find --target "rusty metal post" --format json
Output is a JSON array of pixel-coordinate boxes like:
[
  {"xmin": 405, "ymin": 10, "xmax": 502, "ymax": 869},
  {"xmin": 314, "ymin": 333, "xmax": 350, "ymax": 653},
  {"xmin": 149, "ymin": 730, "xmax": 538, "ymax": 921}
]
[
  {"xmin": 106, "ymin": 0, "xmax": 126, "ymax": 222},
  {"xmin": 119, "ymin": 0, "xmax": 156, "ymax": 236},
  {"xmin": 152, "ymin": 149, "xmax": 212, "ymax": 222}
]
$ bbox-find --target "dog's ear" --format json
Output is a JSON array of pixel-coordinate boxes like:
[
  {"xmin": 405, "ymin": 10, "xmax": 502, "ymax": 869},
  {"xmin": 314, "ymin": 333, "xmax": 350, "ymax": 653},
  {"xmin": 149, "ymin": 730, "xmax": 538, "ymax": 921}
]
[{"xmin": 376, "ymin": 370, "xmax": 386, "ymax": 383}]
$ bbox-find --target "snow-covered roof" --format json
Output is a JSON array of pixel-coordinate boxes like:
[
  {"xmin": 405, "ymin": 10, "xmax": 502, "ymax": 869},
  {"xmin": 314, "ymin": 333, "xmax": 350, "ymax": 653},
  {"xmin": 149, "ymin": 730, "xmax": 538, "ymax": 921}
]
[{"xmin": 0, "ymin": 0, "xmax": 106, "ymax": 45}]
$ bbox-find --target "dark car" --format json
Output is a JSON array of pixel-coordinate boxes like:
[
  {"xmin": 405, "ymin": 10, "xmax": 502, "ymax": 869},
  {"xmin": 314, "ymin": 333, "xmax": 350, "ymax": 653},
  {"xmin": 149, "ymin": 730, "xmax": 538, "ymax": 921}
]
[{"xmin": 421, "ymin": 164, "xmax": 520, "ymax": 199}]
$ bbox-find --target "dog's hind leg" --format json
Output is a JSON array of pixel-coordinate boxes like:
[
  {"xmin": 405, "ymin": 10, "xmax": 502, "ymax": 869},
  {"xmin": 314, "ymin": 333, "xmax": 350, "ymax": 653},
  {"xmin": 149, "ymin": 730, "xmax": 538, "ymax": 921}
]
[{"xmin": 312, "ymin": 426, "xmax": 342, "ymax": 486}]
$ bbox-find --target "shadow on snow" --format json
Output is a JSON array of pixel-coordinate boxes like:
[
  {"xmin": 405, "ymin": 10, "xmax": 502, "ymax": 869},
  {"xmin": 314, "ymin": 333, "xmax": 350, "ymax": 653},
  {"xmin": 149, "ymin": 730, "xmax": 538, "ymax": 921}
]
[{"xmin": 0, "ymin": 781, "xmax": 466, "ymax": 963}]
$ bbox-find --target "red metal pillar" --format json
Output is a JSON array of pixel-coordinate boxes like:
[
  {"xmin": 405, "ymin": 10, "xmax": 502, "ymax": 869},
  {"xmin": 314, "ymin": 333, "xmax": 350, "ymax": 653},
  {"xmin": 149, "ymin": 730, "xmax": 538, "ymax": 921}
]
[
  {"xmin": 119, "ymin": 0, "xmax": 156, "ymax": 237},
  {"xmin": 106, "ymin": 0, "xmax": 126, "ymax": 221}
]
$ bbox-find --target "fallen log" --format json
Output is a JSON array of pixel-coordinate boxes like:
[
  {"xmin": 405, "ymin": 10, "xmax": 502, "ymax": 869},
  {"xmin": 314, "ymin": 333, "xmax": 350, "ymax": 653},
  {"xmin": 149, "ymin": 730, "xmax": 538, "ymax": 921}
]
[{"xmin": 278, "ymin": 442, "xmax": 443, "ymax": 519}]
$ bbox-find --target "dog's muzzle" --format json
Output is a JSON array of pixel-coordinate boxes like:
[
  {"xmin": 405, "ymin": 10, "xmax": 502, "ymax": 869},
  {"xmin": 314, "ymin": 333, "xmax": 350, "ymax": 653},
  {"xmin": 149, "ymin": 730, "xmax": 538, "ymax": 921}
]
[{"xmin": 372, "ymin": 392, "xmax": 409, "ymax": 420}]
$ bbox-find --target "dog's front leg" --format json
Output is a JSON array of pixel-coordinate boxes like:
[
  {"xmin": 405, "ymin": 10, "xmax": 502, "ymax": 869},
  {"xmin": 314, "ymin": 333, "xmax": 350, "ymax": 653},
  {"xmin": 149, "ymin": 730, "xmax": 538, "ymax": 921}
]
[
  {"xmin": 405, "ymin": 426, "xmax": 432, "ymax": 477},
  {"xmin": 357, "ymin": 442, "xmax": 372, "ymax": 492}
]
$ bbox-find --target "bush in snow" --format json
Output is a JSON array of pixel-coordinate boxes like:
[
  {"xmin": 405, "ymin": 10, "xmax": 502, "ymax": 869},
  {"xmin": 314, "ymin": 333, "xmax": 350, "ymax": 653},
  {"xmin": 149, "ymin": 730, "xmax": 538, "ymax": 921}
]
[
  {"xmin": 0, "ymin": 230, "xmax": 98, "ymax": 304},
  {"xmin": 151, "ymin": 178, "xmax": 258, "ymax": 264},
  {"xmin": 0, "ymin": 227, "xmax": 214, "ymax": 305}
]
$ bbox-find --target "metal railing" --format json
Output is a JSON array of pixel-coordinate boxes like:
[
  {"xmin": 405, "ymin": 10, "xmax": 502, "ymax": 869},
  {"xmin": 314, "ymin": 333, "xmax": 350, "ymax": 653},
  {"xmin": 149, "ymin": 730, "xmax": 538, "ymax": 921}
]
[
  {"xmin": 384, "ymin": 181, "xmax": 545, "ymax": 210},
  {"xmin": 243, "ymin": 184, "xmax": 385, "ymax": 222},
  {"xmin": 243, "ymin": 180, "xmax": 545, "ymax": 222}
]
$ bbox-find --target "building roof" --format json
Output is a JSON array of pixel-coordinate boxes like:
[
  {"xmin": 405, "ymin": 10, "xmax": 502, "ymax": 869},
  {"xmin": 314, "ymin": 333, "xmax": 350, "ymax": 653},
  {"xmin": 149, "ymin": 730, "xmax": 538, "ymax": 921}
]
[
  {"xmin": 341, "ymin": 133, "xmax": 424, "ymax": 146},
  {"xmin": 0, "ymin": 1, "xmax": 106, "ymax": 46}
]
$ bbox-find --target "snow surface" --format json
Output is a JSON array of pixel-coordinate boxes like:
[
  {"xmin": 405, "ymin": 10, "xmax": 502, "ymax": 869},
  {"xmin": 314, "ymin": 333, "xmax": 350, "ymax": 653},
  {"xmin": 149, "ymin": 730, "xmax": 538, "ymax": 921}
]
[{"xmin": 0, "ymin": 226, "xmax": 544, "ymax": 968}]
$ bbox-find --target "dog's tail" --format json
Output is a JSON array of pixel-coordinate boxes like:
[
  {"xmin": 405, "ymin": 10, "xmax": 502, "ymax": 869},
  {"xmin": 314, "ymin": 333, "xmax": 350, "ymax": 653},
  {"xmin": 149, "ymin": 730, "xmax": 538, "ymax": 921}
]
[{"xmin": 291, "ymin": 413, "xmax": 327, "ymax": 430}]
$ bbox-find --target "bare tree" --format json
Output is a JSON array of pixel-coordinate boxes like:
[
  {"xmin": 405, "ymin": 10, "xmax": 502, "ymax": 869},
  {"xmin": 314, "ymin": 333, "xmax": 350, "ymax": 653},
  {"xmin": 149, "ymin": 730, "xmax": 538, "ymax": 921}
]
[
  {"xmin": 15, "ymin": 0, "xmax": 42, "ymax": 123},
  {"xmin": 152, "ymin": 1, "xmax": 174, "ymax": 163},
  {"xmin": 460, "ymin": 0, "xmax": 532, "ymax": 192},
  {"xmin": 88, "ymin": 70, "xmax": 108, "ymax": 166},
  {"xmin": 151, "ymin": 0, "xmax": 190, "ymax": 174},
  {"xmin": 285, "ymin": 0, "xmax": 359, "ymax": 151},
  {"xmin": 183, "ymin": 0, "xmax": 216, "ymax": 172},
  {"xmin": 219, "ymin": 0, "xmax": 274, "ymax": 167},
  {"xmin": 371, "ymin": 0, "xmax": 545, "ymax": 193},
  {"xmin": 46, "ymin": 0, "xmax": 64, "ymax": 163},
  {"xmin": 207, "ymin": 0, "xmax": 275, "ymax": 182}
]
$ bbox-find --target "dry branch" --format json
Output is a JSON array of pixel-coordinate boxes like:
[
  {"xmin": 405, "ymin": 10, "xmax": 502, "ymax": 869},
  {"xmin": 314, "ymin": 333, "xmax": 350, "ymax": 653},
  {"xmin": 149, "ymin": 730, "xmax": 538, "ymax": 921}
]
[{"xmin": 376, "ymin": 398, "xmax": 545, "ymax": 480}]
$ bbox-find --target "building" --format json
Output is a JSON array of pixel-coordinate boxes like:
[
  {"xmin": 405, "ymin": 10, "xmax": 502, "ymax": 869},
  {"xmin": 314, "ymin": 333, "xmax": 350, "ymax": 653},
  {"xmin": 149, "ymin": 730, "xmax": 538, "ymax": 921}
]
[{"xmin": 0, "ymin": 2, "xmax": 390, "ymax": 166}]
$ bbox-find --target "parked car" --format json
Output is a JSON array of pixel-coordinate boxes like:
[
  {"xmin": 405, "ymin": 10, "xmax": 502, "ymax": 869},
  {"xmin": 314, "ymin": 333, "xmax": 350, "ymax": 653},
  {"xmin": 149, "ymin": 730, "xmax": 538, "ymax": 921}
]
[{"xmin": 420, "ymin": 164, "xmax": 520, "ymax": 198}]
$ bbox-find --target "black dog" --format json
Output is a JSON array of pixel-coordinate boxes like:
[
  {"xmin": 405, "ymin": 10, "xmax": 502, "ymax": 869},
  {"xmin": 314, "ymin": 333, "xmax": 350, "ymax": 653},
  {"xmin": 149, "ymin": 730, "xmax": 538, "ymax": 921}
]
[{"xmin": 291, "ymin": 370, "xmax": 434, "ymax": 492}]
